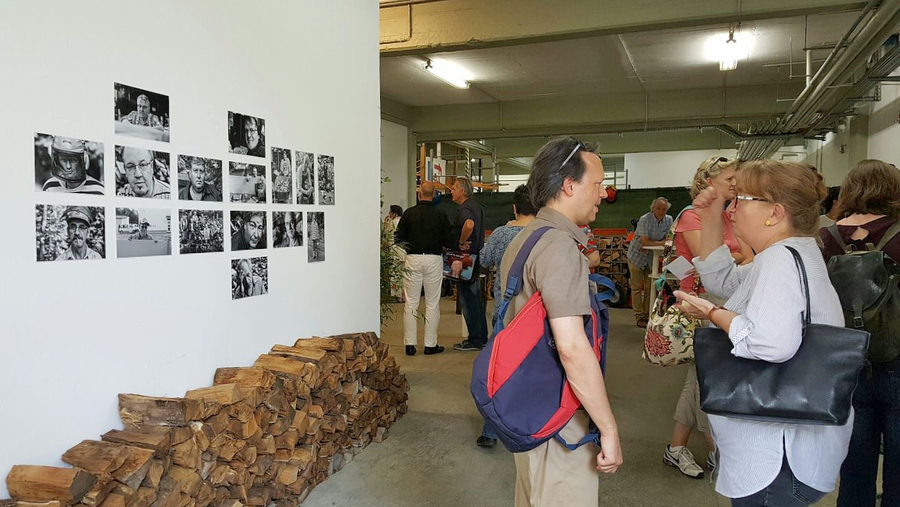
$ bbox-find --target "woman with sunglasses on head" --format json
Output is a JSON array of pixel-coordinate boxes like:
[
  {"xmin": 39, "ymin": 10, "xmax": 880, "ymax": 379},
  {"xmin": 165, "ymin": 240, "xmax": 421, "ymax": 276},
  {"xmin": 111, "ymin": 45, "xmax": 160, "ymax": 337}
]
[
  {"xmin": 676, "ymin": 160, "xmax": 851, "ymax": 506},
  {"xmin": 663, "ymin": 156, "xmax": 753, "ymax": 479}
]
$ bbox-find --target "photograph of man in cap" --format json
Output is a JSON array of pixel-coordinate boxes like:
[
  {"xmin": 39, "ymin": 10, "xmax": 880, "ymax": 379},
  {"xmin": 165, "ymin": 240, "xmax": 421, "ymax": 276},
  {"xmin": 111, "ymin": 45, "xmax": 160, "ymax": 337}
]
[
  {"xmin": 128, "ymin": 220, "xmax": 159, "ymax": 243},
  {"xmin": 55, "ymin": 206, "xmax": 104, "ymax": 261},
  {"xmin": 35, "ymin": 134, "xmax": 105, "ymax": 195}
]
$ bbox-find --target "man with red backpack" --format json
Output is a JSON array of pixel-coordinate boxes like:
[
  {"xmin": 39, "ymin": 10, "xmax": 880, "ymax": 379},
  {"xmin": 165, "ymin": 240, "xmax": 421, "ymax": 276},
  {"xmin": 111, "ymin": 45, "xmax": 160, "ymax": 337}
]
[{"xmin": 495, "ymin": 137, "xmax": 623, "ymax": 506}]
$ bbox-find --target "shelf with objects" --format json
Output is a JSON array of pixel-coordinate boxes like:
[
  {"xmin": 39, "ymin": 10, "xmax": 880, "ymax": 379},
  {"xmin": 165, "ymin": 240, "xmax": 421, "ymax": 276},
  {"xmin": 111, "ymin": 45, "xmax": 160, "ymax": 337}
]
[{"xmin": 592, "ymin": 227, "xmax": 631, "ymax": 308}]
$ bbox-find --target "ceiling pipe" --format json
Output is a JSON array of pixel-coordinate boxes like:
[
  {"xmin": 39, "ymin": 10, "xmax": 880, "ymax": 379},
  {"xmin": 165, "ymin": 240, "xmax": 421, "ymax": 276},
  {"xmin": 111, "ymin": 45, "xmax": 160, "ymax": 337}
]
[{"xmin": 379, "ymin": 0, "xmax": 451, "ymax": 7}]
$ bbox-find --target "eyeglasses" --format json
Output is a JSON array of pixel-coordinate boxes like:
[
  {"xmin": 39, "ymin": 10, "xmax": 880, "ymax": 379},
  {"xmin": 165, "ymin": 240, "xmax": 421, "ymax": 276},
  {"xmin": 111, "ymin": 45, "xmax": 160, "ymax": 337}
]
[
  {"xmin": 733, "ymin": 194, "xmax": 770, "ymax": 208},
  {"xmin": 124, "ymin": 160, "xmax": 152, "ymax": 174},
  {"xmin": 559, "ymin": 139, "xmax": 601, "ymax": 173},
  {"xmin": 68, "ymin": 223, "xmax": 90, "ymax": 232}
]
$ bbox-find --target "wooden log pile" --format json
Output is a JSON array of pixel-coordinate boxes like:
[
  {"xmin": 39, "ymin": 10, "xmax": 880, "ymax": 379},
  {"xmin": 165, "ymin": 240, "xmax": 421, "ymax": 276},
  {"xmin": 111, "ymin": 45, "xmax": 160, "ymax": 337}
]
[{"xmin": 4, "ymin": 332, "xmax": 408, "ymax": 507}]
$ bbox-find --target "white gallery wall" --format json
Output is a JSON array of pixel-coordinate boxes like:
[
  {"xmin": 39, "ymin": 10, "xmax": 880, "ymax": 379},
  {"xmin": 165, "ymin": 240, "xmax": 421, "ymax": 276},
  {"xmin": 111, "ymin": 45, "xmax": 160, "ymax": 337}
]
[
  {"xmin": 0, "ymin": 0, "xmax": 380, "ymax": 497},
  {"xmin": 624, "ymin": 149, "xmax": 738, "ymax": 188},
  {"xmin": 380, "ymin": 120, "xmax": 410, "ymax": 216}
]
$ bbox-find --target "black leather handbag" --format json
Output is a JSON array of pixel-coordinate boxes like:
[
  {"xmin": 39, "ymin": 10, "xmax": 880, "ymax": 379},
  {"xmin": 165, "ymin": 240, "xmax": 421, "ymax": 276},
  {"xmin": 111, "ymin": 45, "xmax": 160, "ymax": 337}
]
[{"xmin": 694, "ymin": 246, "xmax": 870, "ymax": 425}]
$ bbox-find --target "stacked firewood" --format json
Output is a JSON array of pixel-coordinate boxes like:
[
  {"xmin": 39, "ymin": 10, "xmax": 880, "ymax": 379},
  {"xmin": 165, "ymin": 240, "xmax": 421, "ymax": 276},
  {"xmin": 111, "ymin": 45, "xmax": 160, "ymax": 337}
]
[{"xmin": 4, "ymin": 332, "xmax": 408, "ymax": 507}]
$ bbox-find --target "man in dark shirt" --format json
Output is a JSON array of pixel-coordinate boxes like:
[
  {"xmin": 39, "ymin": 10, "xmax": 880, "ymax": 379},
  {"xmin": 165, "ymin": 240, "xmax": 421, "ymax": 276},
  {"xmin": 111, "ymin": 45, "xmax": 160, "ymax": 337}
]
[
  {"xmin": 450, "ymin": 177, "xmax": 489, "ymax": 351},
  {"xmin": 395, "ymin": 181, "xmax": 453, "ymax": 356}
]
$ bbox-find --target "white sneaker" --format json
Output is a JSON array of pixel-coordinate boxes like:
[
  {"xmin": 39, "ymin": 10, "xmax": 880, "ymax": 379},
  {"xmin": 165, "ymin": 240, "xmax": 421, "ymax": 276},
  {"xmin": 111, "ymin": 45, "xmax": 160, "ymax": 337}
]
[{"xmin": 664, "ymin": 445, "xmax": 705, "ymax": 479}]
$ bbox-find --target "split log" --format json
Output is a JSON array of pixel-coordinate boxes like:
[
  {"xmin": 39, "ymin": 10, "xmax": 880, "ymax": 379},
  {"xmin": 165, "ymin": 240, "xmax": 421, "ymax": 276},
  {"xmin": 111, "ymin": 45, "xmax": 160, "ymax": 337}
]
[
  {"xmin": 7, "ymin": 466, "xmax": 97, "ymax": 503},
  {"xmin": 97, "ymin": 493, "xmax": 125, "ymax": 507},
  {"xmin": 141, "ymin": 460, "xmax": 165, "ymax": 489},
  {"xmin": 269, "ymin": 346, "xmax": 327, "ymax": 364},
  {"xmin": 80, "ymin": 481, "xmax": 115, "ymax": 507},
  {"xmin": 292, "ymin": 338, "xmax": 344, "ymax": 352},
  {"xmin": 61, "ymin": 441, "xmax": 131, "ymax": 477},
  {"xmin": 12, "ymin": 502, "xmax": 60, "ymax": 507},
  {"xmin": 101, "ymin": 429, "xmax": 170, "ymax": 459},
  {"xmin": 185, "ymin": 385, "xmax": 243, "ymax": 406},
  {"xmin": 130, "ymin": 489, "xmax": 157, "ymax": 507},
  {"xmin": 118, "ymin": 395, "xmax": 218, "ymax": 428}
]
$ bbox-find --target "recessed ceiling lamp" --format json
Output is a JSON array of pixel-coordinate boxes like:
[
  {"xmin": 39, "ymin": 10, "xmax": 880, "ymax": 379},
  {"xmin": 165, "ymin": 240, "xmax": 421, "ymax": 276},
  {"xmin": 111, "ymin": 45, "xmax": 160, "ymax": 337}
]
[
  {"xmin": 706, "ymin": 26, "xmax": 752, "ymax": 71},
  {"xmin": 424, "ymin": 58, "xmax": 471, "ymax": 89}
]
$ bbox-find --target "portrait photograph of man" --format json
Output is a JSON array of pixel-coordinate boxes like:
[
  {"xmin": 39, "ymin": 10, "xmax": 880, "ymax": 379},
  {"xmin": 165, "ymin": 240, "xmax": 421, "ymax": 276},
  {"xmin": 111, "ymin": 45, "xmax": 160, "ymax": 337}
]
[
  {"xmin": 114, "ymin": 83, "xmax": 170, "ymax": 142},
  {"xmin": 34, "ymin": 133, "xmax": 104, "ymax": 195},
  {"xmin": 231, "ymin": 257, "xmax": 268, "ymax": 300},
  {"xmin": 229, "ymin": 162, "xmax": 267, "ymax": 203},
  {"xmin": 116, "ymin": 208, "xmax": 171, "ymax": 258},
  {"xmin": 35, "ymin": 204, "xmax": 105, "ymax": 262},
  {"xmin": 228, "ymin": 111, "xmax": 265, "ymax": 158},
  {"xmin": 295, "ymin": 151, "xmax": 315, "ymax": 205},
  {"xmin": 231, "ymin": 210, "xmax": 267, "ymax": 251},
  {"xmin": 115, "ymin": 146, "xmax": 171, "ymax": 199},
  {"xmin": 317, "ymin": 154, "xmax": 335, "ymax": 205},
  {"xmin": 271, "ymin": 148, "xmax": 293, "ymax": 204},
  {"xmin": 177, "ymin": 155, "xmax": 222, "ymax": 202}
]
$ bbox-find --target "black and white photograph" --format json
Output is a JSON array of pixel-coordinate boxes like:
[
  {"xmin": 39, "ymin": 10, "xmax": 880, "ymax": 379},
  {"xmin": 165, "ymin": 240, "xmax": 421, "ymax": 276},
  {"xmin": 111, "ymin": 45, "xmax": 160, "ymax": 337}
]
[
  {"xmin": 116, "ymin": 208, "xmax": 172, "ymax": 258},
  {"xmin": 114, "ymin": 83, "xmax": 170, "ymax": 142},
  {"xmin": 34, "ymin": 133, "xmax": 105, "ymax": 194},
  {"xmin": 228, "ymin": 111, "xmax": 265, "ymax": 157},
  {"xmin": 115, "ymin": 146, "xmax": 171, "ymax": 199},
  {"xmin": 295, "ymin": 151, "xmax": 315, "ymax": 204},
  {"xmin": 230, "ymin": 210, "xmax": 267, "ymax": 251},
  {"xmin": 179, "ymin": 209, "xmax": 224, "ymax": 254},
  {"xmin": 307, "ymin": 212, "xmax": 324, "ymax": 262},
  {"xmin": 273, "ymin": 211, "xmax": 303, "ymax": 248},
  {"xmin": 229, "ymin": 162, "xmax": 267, "ymax": 203},
  {"xmin": 35, "ymin": 204, "xmax": 106, "ymax": 262},
  {"xmin": 317, "ymin": 154, "xmax": 335, "ymax": 205},
  {"xmin": 271, "ymin": 148, "xmax": 293, "ymax": 204},
  {"xmin": 231, "ymin": 257, "xmax": 268, "ymax": 300},
  {"xmin": 177, "ymin": 155, "xmax": 223, "ymax": 202}
]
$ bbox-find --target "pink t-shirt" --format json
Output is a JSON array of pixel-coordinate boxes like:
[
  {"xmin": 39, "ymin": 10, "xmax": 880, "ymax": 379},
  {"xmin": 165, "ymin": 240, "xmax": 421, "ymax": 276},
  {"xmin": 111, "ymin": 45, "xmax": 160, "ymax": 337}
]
[{"xmin": 674, "ymin": 209, "xmax": 741, "ymax": 292}]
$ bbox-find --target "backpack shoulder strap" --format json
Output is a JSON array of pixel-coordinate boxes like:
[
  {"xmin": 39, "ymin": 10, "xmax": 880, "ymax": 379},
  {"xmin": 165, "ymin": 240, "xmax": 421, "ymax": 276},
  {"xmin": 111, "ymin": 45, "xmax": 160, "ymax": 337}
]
[
  {"xmin": 826, "ymin": 224, "xmax": 850, "ymax": 253},
  {"xmin": 501, "ymin": 226, "xmax": 553, "ymax": 300},
  {"xmin": 875, "ymin": 220, "xmax": 900, "ymax": 252}
]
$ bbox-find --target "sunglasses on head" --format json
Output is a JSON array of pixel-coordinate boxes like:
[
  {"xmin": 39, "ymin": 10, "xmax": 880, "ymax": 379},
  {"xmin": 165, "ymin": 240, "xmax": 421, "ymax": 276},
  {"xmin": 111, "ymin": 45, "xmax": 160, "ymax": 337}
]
[{"xmin": 559, "ymin": 139, "xmax": 601, "ymax": 172}]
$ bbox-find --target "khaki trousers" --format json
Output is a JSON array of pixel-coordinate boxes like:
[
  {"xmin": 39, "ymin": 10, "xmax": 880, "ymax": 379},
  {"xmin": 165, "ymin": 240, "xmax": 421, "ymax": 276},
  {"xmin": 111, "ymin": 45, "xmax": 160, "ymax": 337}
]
[
  {"xmin": 514, "ymin": 411, "xmax": 599, "ymax": 507},
  {"xmin": 628, "ymin": 261, "xmax": 652, "ymax": 319}
]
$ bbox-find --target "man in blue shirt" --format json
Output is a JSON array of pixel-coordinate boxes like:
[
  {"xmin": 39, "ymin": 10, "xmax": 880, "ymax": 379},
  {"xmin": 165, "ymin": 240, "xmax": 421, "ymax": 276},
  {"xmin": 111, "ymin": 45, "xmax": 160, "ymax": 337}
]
[
  {"xmin": 450, "ymin": 177, "xmax": 489, "ymax": 351},
  {"xmin": 625, "ymin": 197, "xmax": 673, "ymax": 327}
]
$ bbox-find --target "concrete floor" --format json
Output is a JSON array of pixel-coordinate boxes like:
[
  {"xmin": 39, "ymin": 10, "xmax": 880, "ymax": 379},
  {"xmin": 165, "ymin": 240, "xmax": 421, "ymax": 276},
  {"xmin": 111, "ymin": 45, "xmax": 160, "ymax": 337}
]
[{"xmin": 302, "ymin": 298, "xmax": 843, "ymax": 507}]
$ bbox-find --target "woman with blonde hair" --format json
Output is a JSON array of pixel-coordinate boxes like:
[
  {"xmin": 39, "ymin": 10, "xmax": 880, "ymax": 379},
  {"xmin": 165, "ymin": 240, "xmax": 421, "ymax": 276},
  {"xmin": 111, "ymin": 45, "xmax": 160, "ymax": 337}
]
[
  {"xmin": 820, "ymin": 159, "xmax": 900, "ymax": 507},
  {"xmin": 677, "ymin": 160, "xmax": 851, "ymax": 505},
  {"xmin": 663, "ymin": 156, "xmax": 752, "ymax": 479}
]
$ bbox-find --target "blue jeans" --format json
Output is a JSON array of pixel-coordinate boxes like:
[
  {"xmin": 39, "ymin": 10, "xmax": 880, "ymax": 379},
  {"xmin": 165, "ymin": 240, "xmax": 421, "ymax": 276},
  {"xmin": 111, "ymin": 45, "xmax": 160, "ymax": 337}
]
[
  {"xmin": 837, "ymin": 357, "xmax": 900, "ymax": 507},
  {"xmin": 731, "ymin": 456, "xmax": 826, "ymax": 507},
  {"xmin": 457, "ymin": 277, "xmax": 488, "ymax": 346}
]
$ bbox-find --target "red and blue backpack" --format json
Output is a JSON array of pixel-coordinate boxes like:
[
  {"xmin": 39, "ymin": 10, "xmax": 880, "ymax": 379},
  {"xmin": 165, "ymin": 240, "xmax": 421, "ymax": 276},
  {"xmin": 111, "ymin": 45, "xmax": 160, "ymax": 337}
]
[{"xmin": 470, "ymin": 226, "xmax": 613, "ymax": 453}]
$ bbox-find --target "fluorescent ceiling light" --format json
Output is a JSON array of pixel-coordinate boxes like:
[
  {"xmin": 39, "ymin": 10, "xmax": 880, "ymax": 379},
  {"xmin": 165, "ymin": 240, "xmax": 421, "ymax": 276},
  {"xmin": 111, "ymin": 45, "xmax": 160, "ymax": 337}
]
[
  {"xmin": 424, "ymin": 58, "xmax": 471, "ymax": 89},
  {"xmin": 705, "ymin": 30, "xmax": 752, "ymax": 71}
]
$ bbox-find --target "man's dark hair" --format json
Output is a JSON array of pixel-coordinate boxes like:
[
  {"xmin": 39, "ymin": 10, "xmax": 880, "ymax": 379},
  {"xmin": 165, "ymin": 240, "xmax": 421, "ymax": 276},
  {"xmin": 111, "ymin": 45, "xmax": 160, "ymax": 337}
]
[
  {"xmin": 527, "ymin": 136, "xmax": 599, "ymax": 210},
  {"xmin": 390, "ymin": 204, "xmax": 403, "ymax": 216},
  {"xmin": 513, "ymin": 185, "xmax": 536, "ymax": 216}
]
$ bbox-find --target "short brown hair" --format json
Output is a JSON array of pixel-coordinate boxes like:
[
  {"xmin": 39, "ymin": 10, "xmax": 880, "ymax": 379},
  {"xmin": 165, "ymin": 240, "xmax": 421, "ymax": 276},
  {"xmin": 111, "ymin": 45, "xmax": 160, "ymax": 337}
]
[
  {"xmin": 735, "ymin": 160, "xmax": 827, "ymax": 236},
  {"xmin": 690, "ymin": 156, "xmax": 738, "ymax": 198},
  {"xmin": 834, "ymin": 159, "xmax": 900, "ymax": 219}
]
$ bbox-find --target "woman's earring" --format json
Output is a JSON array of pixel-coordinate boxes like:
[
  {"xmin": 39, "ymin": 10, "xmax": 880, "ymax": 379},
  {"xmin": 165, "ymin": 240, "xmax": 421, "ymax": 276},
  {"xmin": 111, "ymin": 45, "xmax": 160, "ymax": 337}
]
[{"xmin": 765, "ymin": 220, "xmax": 771, "ymax": 226}]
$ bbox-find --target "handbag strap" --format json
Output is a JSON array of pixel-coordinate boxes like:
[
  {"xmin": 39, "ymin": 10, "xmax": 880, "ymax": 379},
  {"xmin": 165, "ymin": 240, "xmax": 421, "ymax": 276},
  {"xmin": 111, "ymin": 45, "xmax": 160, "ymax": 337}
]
[
  {"xmin": 826, "ymin": 224, "xmax": 850, "ymax": 253},
  {"xmin": 784, "ymin": 246, "xmax": 812, "ymax": 334}
]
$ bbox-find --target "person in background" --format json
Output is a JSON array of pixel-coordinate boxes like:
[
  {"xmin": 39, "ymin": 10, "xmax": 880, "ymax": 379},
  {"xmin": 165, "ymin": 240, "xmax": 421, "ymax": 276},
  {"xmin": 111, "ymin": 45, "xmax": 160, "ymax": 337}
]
[
  {"xmin": 394, "ymin": 182, "xmax": 453, "ymax": 356},
  {"xmin": 451, "ymin": 177, "xmax": 490, "ymax": 352},
  {"xmin": 129, "ymin": 220, "xmax": 158, "ymax": 243},
  {"xmin": 662, "ymin": 156, "xmax": 752, "ymax": 479},
  {"xmin": 819, "ymin": 186, "xmax": 842, "ymax": 229},
  {"xmin": 383, "ymin": 205, "xmax": 403, "ymax": 238},
  {"xmin": 820, "ymin": 160, "xmax": 900, "ymax": 507},
  {"xmin": 499, "ymin": 137, "xmax": 621, "ymax": 506},
  {"xmin": 677, "ymin": 159, "xmax": 850, "ymax": 506},
  {"xmin": 475, "ymin": 184, "xmax": 536, "ymax": 448},
  {"xmin": 626, "ymin": 197, "xmax": 673, "ymax": 328}
]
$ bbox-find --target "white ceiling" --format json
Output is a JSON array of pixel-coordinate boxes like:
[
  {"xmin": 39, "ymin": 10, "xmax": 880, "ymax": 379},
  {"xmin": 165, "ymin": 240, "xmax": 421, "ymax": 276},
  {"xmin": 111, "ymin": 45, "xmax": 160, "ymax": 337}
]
[{"xmin": 380, "ymin": 10, "xmax": 862, "ymax": 107}]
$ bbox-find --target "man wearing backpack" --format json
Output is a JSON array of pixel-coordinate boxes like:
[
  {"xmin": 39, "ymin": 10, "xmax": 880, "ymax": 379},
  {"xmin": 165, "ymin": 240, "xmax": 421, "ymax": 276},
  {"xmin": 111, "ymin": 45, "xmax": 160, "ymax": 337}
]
[{"xmin": 498, "ymin": 137, "xmax": 622, "ymax": 506}]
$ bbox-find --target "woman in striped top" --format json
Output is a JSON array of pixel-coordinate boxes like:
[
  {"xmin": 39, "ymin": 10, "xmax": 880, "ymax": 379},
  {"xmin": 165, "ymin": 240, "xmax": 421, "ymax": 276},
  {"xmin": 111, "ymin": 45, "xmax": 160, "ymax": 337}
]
[{"xmin": 675, "ymin": 160, "xmax": 851, "ymax": 506}]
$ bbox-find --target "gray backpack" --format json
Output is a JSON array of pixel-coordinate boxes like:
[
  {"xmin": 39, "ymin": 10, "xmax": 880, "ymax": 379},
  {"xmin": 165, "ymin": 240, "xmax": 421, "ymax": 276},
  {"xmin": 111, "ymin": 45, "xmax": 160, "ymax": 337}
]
[{"xmin": 826, "ymin": 222, "xmax": 900, "ymax": 362}]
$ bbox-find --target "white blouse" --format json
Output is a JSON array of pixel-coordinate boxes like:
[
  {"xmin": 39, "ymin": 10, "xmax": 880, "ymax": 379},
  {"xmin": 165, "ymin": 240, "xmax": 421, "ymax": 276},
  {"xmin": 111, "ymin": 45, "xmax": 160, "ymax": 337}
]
[{"xmin": 693, "ymin": 236, "xmax": 854, "ymax": 499}]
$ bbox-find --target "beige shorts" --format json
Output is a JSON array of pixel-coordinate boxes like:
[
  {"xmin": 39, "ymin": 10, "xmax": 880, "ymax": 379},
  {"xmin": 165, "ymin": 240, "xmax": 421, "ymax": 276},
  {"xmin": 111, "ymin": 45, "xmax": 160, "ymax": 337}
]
[
  {"xmin": 514, "ymin": 411, "xmax": 599, "ymax": 507},
  {"xmin": 673, "ymin": 364, "xmax": 709, "ymax": 433}
]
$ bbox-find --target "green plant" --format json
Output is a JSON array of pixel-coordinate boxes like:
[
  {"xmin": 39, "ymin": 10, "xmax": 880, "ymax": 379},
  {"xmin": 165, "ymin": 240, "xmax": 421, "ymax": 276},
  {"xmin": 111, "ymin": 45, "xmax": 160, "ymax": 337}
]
[{"xmin": 380, "ymin": 220, "xmax": 407, "ymax": 325}]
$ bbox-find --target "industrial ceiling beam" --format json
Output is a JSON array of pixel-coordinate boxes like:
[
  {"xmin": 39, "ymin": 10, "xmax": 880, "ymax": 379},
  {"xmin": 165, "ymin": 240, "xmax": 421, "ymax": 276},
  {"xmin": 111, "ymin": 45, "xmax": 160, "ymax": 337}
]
[{"xmin": 379, "ymin": 0, "xmax": 866, "ymax": 56}]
